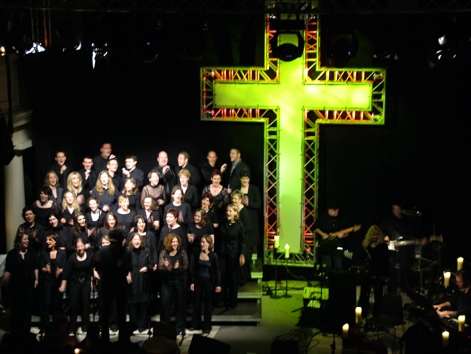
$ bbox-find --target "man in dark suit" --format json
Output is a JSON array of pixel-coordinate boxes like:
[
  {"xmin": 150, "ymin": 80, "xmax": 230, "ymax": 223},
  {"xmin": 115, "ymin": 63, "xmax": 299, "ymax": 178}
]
[
  {"xmin": 79, "ymin": 156, "xmax": 97, "ymax": 194},
  {"xmin": 221, "ymin": 148, "xmax": 250, "ymax": 192},
  {"xmin": 175, "ymin": 150, "xmax": 202, "ymax": 189}
]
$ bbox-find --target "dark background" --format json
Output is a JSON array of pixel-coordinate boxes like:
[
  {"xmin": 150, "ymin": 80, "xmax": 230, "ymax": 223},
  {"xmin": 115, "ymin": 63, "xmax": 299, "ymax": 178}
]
[{"xmin": 2, "ymin": 11, "xmax": 470, "ymax": 266}]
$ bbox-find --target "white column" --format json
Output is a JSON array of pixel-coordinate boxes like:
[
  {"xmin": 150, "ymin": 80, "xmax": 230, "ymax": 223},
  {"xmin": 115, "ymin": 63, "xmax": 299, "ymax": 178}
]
[
  {"xmin": 4, "ymin": 154, "xmax": 25, "ymax": 251},
  {"xmin": 3, "ymin": 110, "xmax": 32, "ymax": 251}
]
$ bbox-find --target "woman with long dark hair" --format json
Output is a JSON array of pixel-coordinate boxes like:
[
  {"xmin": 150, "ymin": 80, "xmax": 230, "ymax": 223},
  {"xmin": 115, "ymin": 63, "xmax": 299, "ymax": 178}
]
[
  {"xmin": 190, "ymin": 235, "xmax": 221, "ymax": 334},
  {"xmin": 158, "ymin": 233, "xmax": 188, "ymax": 336},
  {"xmin": 32, "ymin": 186, "xmax": 58, "ymax": 228},
  {"xmin": 59, "ymin": 237, "xmax": 94, "ymax": 335},
  {"xmin": 2, "ymin": 232, "xmax": 39, "ymax": 337},
  {"xmin": 38, "ymin": 233, "xmax": 66, "ymax": 332}
]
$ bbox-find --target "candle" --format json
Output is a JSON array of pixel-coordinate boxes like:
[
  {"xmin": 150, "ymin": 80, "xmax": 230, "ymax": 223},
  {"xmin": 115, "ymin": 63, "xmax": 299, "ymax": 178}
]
[
  {"xmin": 443, "ymin": 271, "xmax": 451, "ymax": 288},
  {"xmin": 355, "ymin": 306, "xmax": 362, "ymax": 324},
  {"xmin": 342, "ymin": 323, "xmax": 349, "ymax": 337},
  {"xmin": 457, "ymin": 257, "xmax": 464, "ymax": 271},
  {"xmin": 274, "ymin": 235, "xmax": 280, "ymax": 249},
  {"xmin": 458, "ymin": 315, "xmax": 466, "ymax": 332},
  {"xmin": 284, "ymin": 243, "xmax": 290, "ymax": 259},
  {"xmin": 74, "ymin": 349, "xmax": 81, "ymax": 354},
  {"xmin": 442, "ymin": 331, "xmax": 449, "ymax": 346}
]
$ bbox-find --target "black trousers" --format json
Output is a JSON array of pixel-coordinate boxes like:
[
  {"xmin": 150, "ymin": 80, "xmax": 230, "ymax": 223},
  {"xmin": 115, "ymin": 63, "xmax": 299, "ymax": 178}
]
[
  {"xmin": 69, "ymin": 279, "xmax": 91, "ymax": 331},
  {"xmin": 129, "ymin": 301, "xmax": 149, "ymax": 331},
  {"xmin": 222, "ymin": 255, "xmax": 239, "ymax": 308},
  {"xmin": 10, "ymin": 291, "xmax": 33, "ymax": 337},
  {"xmin": 39, "ymin": 279, "xmax": 62, "ymax": 330},
  {"xmin": 99, "ymin": 285, "xmax": 128, "ymax": 342},
  {"xmin": 160, "ymin": 277, "xmax": 186, "ymax": 332},
  {"xmin": 192, "ymin": 277, "xmax": 213, "ymax": 330},
  {"xmin": 359, "ymin": 275, "xmax": 386, "ymax": 317}
]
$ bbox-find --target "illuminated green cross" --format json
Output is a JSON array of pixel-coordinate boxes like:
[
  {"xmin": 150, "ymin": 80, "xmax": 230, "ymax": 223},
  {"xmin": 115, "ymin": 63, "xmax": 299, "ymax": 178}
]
[{"xmin": 201, "ymin": 18, "xmax": 385, "ymax": 255}]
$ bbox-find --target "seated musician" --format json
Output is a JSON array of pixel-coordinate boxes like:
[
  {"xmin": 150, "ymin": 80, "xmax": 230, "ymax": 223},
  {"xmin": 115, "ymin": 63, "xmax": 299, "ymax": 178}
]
[
  {"xmin": 358, "ymin": 225, "xmax": 389, "ymax": 317},
  {"xmin": 434, "ymin": 270, "xmax": 471, "ymax": 321},
  {"xmin": 314, "ymin": 204, "xmax": 360, "ymax": 271}
]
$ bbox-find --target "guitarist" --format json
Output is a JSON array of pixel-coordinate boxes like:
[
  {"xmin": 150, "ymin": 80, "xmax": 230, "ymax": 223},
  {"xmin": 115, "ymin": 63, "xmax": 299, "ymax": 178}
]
[{"xmin": 314, "ymin": 205, "xmax": 361, "ymax": 271}]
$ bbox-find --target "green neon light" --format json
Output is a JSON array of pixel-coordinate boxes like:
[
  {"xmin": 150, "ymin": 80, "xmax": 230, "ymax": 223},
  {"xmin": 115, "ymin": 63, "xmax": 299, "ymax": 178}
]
[
  {"xmin": 211, "ymin": 34, "xmax": 372, "ymax": 253},
  {"xmin": 200, "ymin": 18, "xmax": 386, "ymax": 258}
]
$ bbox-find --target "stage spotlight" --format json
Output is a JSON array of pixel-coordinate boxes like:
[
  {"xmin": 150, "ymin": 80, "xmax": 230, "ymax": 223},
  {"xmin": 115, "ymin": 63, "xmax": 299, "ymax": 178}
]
[
  {"xmin": 25, "ymin": 42, "xmax": 46, "ymax": 55},
  {"xmin": 74, "ymin": 41, "xmax": 82, "ymax": 51},
  {"xmin": 272, "ymin": 31, "xmax": 304, "ymax": 62},
  {"xmin": 438, "ymin": 35, "xmax": 447, "ymax": 46},
  {"xmin": 91, "ymin": 42, "xmax": 110, "ymax": 69},
  {"xmin": 0, "ymin": 46, "xmax": 5, "ymax": 56}
]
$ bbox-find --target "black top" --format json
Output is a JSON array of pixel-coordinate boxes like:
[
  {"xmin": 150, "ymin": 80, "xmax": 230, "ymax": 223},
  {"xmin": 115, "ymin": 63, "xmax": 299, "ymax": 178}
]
[
  {"xmin": 85, "ymin": 209, "xmax": 105, "ymax": 230},
  {"xmin": 380, "ymin": 215, "xmax": 413, "ymax": 240},
  {"xmin": 219, "ymin": 220, "xmax": 246, "ymax": 257},
  {"xmin": 50, "ymin": 163, "xmax": 71, "ymax": 189},
  {"xmin": 137, "ymin": 208, "xmax": 162, "ymax": 233},
  {"xmin": 38, "ymin": 248, "xmax": 66, "ymax": 285},
  {"xmin": 115, "ymin": 210, "xmax": 136, "ymax": 232},
  {"xmin": 450, "ymin": 289, "xmax": 471, "ymax": 318},
  {"xmin": 159, "ymin": 224, "xmax": 188, "ymax": 253},
  {"xmin": 155, "ymin": 165, "xmax": 177, "ymax": 197},
  {"xmin": 32, "ymin": 202, "xmax": 59, "ymax": 228},
  {"xmin": 200, "ymin": 161, "xmax": 219, "ymax": 187},
  {"xmin": 93, "ymin": 155, "xmax": 109, "ymax": 174},
  {"xmin": 316, "ymin": 213, "xmax": 347, "ymax": 254},
  {"xmin": 64, "ymin": 251, "xmax": 94, "ymax": 284},
  {"xmin": 5, "ymin": 248, "xmax": 38, "ymax": 293},
  {"xmin": 90, "ymin": 188, "xmax": 117, "ymax": 211},
  {"xmin": 180, "ymin": 184, "xmax": 199, "ymax": 210},
  {"xmin": 187, "ymin": 223, "xmax": 214, "ymax": 257},
  {"xmin": 175, "ymin": 163, "xmax": 202, "ymax": 190},
  {"xmin": 121, "ymin": 192, "xmax": 141, "ymax": 212},
  {"xmin": 94, "ymin": 243, "xmax": 132, "ymax": 291},
  {"xmin": 164, "ymin": 202, "xmax": 192, "ymax": 226},
  {"xmin": 190, "ymin": 252, "xmax": 221, "ymax": 288},
  {"xmin": 126, "ymin": 168, "xmax": 145, "ymax": 189},
  {"xmin": 79, "ymin": 168, "xmax": 97, "ymax": 195},
  {"xmin": 128, "ymin": 247, "xmax": 151, "ymax": 303},
  {"xmin": 158, "ymin": 249, "xmax": 189, "ymax": 281},
  {"xmin": 226, "ymin": 159, "xmax": 250, "ymax": 191},
  {"xmin": 128, "ymin": 231, "xmax": 158, "ymax": 266},
  {"xmin": 16, "ymin": 222, "xmax": 45, "ymax": 254},
  {"xmin": 240, "ymin": 185, "xmax": 261, "ymax": 252}
]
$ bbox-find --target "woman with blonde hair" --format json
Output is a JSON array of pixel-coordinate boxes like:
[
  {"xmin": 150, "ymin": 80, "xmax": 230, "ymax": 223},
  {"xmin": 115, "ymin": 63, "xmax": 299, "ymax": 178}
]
[
  {"xmin": 121, "ymin": 177, "xmax": 140, "ymax": 211},
  {"xmin": 219, "ymin": 203, "xmax": 246, "ymax": 309},
  {"xmin": 66, "ymin": 171, "xmax": 86, "ymax": 206},
  {"xmin": 91, "ymin": 170, "xmax": 117, "ymax": 212},
  {"xmin": 61, "ymin": 190, "xmax": 81, "ymax": 226}
]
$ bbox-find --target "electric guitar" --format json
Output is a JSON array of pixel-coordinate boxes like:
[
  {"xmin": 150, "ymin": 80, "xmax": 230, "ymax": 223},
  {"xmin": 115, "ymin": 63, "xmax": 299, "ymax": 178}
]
[
  {"xmin": 386, "ymin": 238, "xmax": 420, "ymax": 251},
  {"xmin": 315, "ymin": 224, "xmax": 362, "ymax": 253},
  {"xmin": 327, "ymin": 224, "xmax": 362, "ymax": 239}
]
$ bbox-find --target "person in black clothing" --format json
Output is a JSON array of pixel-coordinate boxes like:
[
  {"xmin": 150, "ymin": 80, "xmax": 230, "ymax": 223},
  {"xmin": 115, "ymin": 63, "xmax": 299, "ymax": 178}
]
[
  {"xmin": 164, "ymin": 186, "xmax": 192, "ymax": 226},
  {"xmin": 190, "ymin": 235, "xmax": 221, "ymax": 333},
  {"xmin": 175, "ymin": 151, "xmax": 202, "ymax": 190},
  {"xmin": 79, "ymin": 156, "xmax": 97, "ymax": 195},
  {"xmin": 16, "ymin": 206, "xmax": 45, "ymax": 254},
  {"xmin": 188, "ymin": 209, "xmax": 215, "ymax": 259},
  {"xmin": 122, "ymin": 155, "xmax": 145, "ymax": 189},
  {"xmin": 141, "ymin": 169, "xmax": 167, "ymax": 209},
  {"xmin": 85, "ymin": 197, "xmax": 105, "ymax": 245},
  {"xmin": 314, "ymin": 206, "xmax": 359, "ymax": 271},
  {"xmin": 93, "ymin": 142, "xmax": 114, "ymax": 174},
  {"xmin": 60, "ymin": 190, "xmax": 81, "ymax": 226},
  {"xmin": 130, "ymin": 216, "xmax": 158, "ymax": 269},
  {"xmin": 91, "ymin": 170, "xmax": 117, "ymax": 212},
  {"xmin": 139, "ymin": 196, "xmax": 162, "ymax": 233},
  {"xmin": 121, "ymin": 177, "xmax": 141, "ymax": 212},
  {"xmin": 115, "ymin": 195, "xmax": 136, "ymax": 232},
  {"xmin": 380, "ymin": 202, "xmax": 416, "ymax": 293},
  {"xmin": 434, "ymin": 270, "xmax": 471, "ymax": 321},
  {"xmin": 358, "ymin": 225, "xmax": 390, "ymax": 317},
  {"xmin": 127, "ymin": 233, "xmax": 151, "ymax": 334},
  {"xmin": 59, "ymin": 237, "xmax": 94, "ymax": 335},
  {"xmin": 159, "ymin": 208, "xmax": 188, "ymax": 252},
  {"xmin": 158, "ymin": 233, "xmax": 189, "ymax": 336},
  {"xmin": 107, "ymin": 157, "xmax": 123, "ymax": 192},
  {"xmin": 32, "ymin": 186, "xmax": 58, "ymax": 228},
  {"xmin": 73, "ymin": 213, "xmax": 91, "ymax": 249},
  {"xmin": 50, "ymin": 151, "xmax": 71, "ymax": 189},
  {"xmin": 220, "ymin": 203, "xmax": 246, "ymax": 309},
  {"xmin": 200, "ymin": 193, "xmax": 219, "ymax": 230},
  {"xmin": 239, "ymin": 174, "xmax": 262, "ymax": 256},
  {"xmin": 201, "ymin": 170, "xmax": 230, "ymax": 224},
  {"xmin": 2, "ymin": 232, "xmax": 39, "ymax": 337},
  {"xmin": 38, "ymin": 233, "xmax": 66, "ymax": 332},
  {"xmin": 47, "ymin": 213, "xmax": 74, "ymax": 257},
  {"xmin": 220, "ymin": 148, "xmax": 250, "ymax": 193},
  {"xmin": 178, "ymin": 168, "xmax": 199, "ymax": 210},
  {"xmin": 66, "ymin": 171, "xmax": 87, "ymax": 207},
  {"xmin": 94, "ymin": 229, "xmax": 131, "ymax": 343},
  {"xmin": 200, "ymin": 150, "xmax": 219, "ymax": 187},
  {"xmin": 95, "ymin": 212, "xmax": 120, "ymax": 250},
  {"xmin": 155, "ymin": 151, "xmax": 177, "ymax": 197},
  {"xmin": 44, "ymin": 170, "xmax": 64, "ymax": 204}
]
